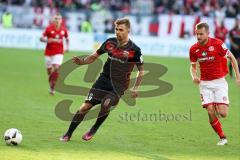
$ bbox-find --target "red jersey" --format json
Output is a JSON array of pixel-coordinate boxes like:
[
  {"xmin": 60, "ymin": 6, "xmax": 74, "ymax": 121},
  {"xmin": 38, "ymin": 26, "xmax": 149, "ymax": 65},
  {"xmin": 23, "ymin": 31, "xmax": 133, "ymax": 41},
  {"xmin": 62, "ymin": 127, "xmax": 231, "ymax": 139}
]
[
  {"xmin": 42, "ymin": 24, "xmax": 68, "ymax": 56},
  {"xmin": 189, "ymin": 37, "xmax": 229, "ymax": 81},
  {"xmin": 214, "ymin": 26, "xmax": 228, "ymax": 42}
]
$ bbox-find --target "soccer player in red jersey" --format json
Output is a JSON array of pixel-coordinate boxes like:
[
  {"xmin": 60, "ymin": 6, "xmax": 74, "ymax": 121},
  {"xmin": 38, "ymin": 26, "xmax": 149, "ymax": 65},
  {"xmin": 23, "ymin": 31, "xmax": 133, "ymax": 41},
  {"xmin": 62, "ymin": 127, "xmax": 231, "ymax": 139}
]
[
  {"xmin": 40, "ymin": 13, "xmax": 69, "ymax": 95},
  {"xmin": 189, "ymin": 22, "xmax": 240, "ymax": 145}
]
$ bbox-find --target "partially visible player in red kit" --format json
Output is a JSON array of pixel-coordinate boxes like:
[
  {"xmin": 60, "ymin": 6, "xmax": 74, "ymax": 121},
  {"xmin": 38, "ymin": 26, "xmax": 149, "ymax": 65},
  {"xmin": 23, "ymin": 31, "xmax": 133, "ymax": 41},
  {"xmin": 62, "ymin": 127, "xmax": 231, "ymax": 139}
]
[
  {"xmin": 189, "ymin": 22, "xmax": 240, "ymax": 145},
  {"xmin": 40, "ymin": 13, "xmax": 69, "ymax": 95},
  {"xmin": 214, "ymin": 20, "xmax": 229, "ymax": 75},
  {"xmin": 214, "ymin": 21, "xmax": 228, "ymax": 42}
]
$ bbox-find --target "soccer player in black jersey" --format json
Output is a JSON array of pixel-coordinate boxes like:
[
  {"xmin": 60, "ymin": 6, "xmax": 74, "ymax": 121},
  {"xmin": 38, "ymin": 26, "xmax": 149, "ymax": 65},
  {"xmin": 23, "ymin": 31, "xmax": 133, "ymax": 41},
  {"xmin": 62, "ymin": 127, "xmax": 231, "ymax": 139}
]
[{"xmin": 60, "ymin": 18, "xmax": 144, "ymax": 142}]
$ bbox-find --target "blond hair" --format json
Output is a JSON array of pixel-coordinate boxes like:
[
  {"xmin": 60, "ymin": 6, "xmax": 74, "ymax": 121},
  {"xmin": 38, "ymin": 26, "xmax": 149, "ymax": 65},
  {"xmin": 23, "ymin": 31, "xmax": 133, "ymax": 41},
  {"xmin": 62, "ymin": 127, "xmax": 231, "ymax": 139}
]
[
  {"xmin": 114, "ymin": 18, "xmax": 131, "ymax": 29},
  {"xmin": 195, "ymin": 22, "xmax": 209, "ymax": 31}
]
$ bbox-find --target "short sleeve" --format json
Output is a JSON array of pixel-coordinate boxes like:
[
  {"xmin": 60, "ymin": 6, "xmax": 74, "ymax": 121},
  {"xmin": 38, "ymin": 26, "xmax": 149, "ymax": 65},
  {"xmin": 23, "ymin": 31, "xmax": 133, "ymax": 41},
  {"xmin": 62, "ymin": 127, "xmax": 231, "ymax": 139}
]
[
  {"xmin": 189, "ymin": 48, "xmax": 197, "ymax": 64},
  {"xmin": 133, "ymin": 48, "xmax": 143, "ymax": 65},
  {"xmin": 218, "ymin": 42, "xmax": 229, "ymax": 57},
  {"xmin": 96, "ymin": 40, "xmax": 107, "ymax": 55}
]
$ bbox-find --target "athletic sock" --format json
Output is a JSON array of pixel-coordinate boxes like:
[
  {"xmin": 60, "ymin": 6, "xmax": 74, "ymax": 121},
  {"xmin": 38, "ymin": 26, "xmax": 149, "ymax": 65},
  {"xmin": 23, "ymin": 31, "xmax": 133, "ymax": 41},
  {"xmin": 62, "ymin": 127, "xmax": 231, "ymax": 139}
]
[
  {"xmin": 66, "ymin": 110, "xmax": 87, "ymax": 137},
  {"xmin": 50, "ymin": 71, "xmax": 59, "ymax": 90},
  {"xmin": 210, "ymin": 117, "xmax": 226, "ymax": 139},
  {"xmin": 90, "ymin": 113, "xmax": 109, "ymax": 134}
]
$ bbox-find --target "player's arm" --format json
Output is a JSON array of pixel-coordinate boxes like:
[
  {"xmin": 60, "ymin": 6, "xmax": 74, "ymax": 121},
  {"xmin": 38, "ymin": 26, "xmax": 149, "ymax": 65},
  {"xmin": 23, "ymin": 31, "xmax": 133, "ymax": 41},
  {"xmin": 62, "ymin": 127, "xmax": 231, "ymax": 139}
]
[
  {"xmin": 65, "ymin": 29, "xmax": 70, "ymax": 52},
  {"xmin": 65, "ymin": 38, "xmax": 69, "ymax": 52},
  {"xmin": 227, "ymin": 51, "xmax": 240, "ymax": 86},
  {"xmin": 40, "ymin": 36, "xmax": 62, "ymax": 43},
  {"xmin": 190, "ymin": 63, "xmax": 200, "ymax": 84},
  {"xmin": 73, "ymin": 39, "xmax": 107, "ymax": 65},
  {"xmin": 72, "ymin": 52, "xmax": 100, "ymax": 65},
  {"xmin": 131, "ymin": 64, "xmax": 144, "ymax": 98},
  {"xmin": 40, "ymin": 36, "xmax": 48, "ymax": 43}
]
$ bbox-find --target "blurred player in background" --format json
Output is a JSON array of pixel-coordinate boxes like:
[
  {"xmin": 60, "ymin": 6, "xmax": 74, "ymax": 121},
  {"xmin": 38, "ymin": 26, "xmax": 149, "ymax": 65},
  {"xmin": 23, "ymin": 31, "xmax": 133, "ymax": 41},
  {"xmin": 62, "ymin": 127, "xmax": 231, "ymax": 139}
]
[
  {"xmin": 189, "ymin": 22, "xmax": 240, "ymax": 145},
  {"xmin": 214, "ymin": 21, "xmax": 228, "ymax": 42},
  {"xmin": 40, "ymin": 13, "xmax": 69, "ymax": 95},
  {"xmin": 214, "ymin": 20, "xmax": 228, "ymax": 76},
  {"xmin": 229, "ymin": 17, "xmax": 240, "ymax": 77},
  {"xmin": 60, "ymin": 18, "xmax": 144, "ymax": 142}
]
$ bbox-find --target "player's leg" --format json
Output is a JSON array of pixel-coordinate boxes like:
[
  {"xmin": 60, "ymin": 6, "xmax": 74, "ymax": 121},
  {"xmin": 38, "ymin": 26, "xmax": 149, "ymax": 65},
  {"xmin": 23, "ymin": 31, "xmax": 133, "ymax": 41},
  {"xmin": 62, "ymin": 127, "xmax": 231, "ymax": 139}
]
[
  {"xmin": 215, "ymin": 104, "xmax": 228, "ymax": 118},
  {"xmin": 45, "ymin": 56, "xmax": 52, "ymax": 75},
  {"xmin": 206, "ymin": 105, "xmax": 226, "ymax": 141},
  {"xmin": 211, "ymin": 104, "xmax": 228, "ymax": 145},
  {"xmin": 49, "ymin": 64, "xmax": 60, "ymax": 94},
  {"xmin": 200, "ymin": 81, "xmax": 226, "ymax": 144},
  {"xmin": 212, "ymin": 79, "xmax": 229, "ymax": 145},
  {"xmin": 60, "ymin": 102, "xmax": 94, "ymax": 142},
  {"xmin": 45, "ymin": 56, "xmax": 54, "ymax": 91},
  {"xmin": 82, "ymin": 93, "xmax": 119, "ymax": 141},
  {"xmin": 49, "ymin": 54, "xmax": 63, "ymax": 94}
]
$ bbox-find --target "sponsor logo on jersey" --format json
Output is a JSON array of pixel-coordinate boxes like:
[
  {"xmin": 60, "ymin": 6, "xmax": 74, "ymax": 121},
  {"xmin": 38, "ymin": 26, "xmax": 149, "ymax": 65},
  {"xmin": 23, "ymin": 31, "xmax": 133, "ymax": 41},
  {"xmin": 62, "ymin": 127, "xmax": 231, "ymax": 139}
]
[
  {"xmin": 51, "ymin": 31, "xmax": 55, "ymax": 34},
  {"xmin": 198, "ymin": 56, "xmax": 215, "ymax": 62},
  {"xmin": 109, "ymin": 56, "xmax": 125, "ymax": 63},
  {"xmin": 123, "ymin": 51, "xmax": 129, "ymax": 57},
  {"xmin": 202, "ymin": 52, "xmax": 207, "ymax": 57}
]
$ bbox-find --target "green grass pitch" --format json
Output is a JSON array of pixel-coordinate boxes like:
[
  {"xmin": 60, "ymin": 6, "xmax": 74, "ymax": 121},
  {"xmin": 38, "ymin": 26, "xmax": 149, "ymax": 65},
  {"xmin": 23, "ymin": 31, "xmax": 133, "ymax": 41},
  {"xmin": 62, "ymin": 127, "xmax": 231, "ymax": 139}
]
[{"xmin": 0, "ymin": 47, "xmax": 239, "ymax": 160}]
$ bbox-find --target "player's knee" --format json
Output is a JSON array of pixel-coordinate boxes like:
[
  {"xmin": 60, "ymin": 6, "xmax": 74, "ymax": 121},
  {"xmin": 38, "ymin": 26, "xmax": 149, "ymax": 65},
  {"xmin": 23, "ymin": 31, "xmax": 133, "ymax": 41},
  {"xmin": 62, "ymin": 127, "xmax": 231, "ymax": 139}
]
[
  {"xmin": 52, "ymin": 68, "xmax": 59, "ymax": 73},
  {"xmin": 207, "ymin": 109, "xmax": 215, "ymax": 115},
  {"xmin": 102, "ymin": 95, "xmax": 119, "ymax": 107},
  {"xmin": 207, "ymin": 110, "xmax": 216, "ymax": 119},
  {"xmin": 101, "ymin": 98, "xmax": 111, "ymax": 112},
  {"xmin": 219, "ymin": 112, "xmax": 227, "ymax": 118},
  {"xmin": 79, "ymin": 105, "xmax": 91, "ymax": 113}
]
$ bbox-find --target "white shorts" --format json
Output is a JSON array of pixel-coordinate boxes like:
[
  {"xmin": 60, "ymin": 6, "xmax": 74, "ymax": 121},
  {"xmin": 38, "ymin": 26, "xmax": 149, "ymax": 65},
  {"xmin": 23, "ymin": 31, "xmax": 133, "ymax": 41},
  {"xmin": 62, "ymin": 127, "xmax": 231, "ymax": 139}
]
[
  {"xmin": 45, "ymin": 54, "xmax": 63, "ymax": 68},
  {"xmin": 199, "ymin": 77, "xmax": 229, "ymax": 108}
]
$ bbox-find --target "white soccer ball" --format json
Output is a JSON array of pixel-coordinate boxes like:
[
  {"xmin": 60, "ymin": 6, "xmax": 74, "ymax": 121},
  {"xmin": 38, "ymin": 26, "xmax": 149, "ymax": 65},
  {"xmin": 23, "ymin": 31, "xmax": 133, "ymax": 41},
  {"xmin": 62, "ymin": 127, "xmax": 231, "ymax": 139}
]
[{"xmin": 4, "ymin": 128, "xmax": 23, "ymax": 145}]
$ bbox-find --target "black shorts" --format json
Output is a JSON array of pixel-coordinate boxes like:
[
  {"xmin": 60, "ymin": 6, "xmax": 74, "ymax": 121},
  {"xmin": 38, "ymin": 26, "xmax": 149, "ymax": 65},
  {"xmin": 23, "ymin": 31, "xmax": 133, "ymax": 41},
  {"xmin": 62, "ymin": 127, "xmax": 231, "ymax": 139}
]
[{"xmin": 85, "ymin": 74, "xmax": 121, "ymax": 106}]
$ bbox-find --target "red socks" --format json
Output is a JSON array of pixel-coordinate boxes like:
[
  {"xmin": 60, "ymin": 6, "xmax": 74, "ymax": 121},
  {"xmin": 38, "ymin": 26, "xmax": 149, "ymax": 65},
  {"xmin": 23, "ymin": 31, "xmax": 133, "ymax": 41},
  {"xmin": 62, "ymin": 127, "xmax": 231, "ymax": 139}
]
[
  {"xmin": 210, "ymin": 118, "xmax": 226, "ymax": 139},
  {"xmin": 49, "ymin": 71, "xmax": 59, "ymax": 90}
]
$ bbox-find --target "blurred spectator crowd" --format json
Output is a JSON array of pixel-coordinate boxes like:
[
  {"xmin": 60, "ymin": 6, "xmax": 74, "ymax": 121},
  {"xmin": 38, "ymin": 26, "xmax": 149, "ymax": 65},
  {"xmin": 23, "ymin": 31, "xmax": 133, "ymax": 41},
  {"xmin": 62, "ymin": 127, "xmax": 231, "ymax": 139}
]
[
  {"xmin": 1, "ymin": 0, "xmax": 239, "ymax": 17},
  {"xmin": 0, "ymin": 0, "xmax": 239, "ymax": 37}
]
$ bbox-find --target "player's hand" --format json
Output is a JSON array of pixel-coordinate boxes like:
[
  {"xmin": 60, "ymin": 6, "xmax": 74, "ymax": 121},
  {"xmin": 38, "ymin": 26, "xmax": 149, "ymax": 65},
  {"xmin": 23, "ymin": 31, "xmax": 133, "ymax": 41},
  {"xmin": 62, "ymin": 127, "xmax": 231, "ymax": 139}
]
[
  {"xmin": 72, "ymin": 56, "xmax": 84, "ymax": 65},
  {"xmin": 48, "ymin": 38, "xmax": 62, "ymax": 43},
  {"xmin": 192, "ymin": 77, "xmax": 200, "ymax": 84},
  {"xmin": 130, "ymin": 88, "xmax": 138, "ymax": 98}
]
